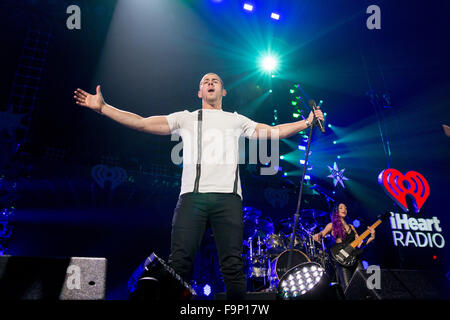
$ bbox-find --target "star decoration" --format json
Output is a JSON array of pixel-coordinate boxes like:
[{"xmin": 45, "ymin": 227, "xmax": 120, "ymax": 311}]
[{"xmin": 327, "ymin": 162, "xmax": 349, "ymax": 188}]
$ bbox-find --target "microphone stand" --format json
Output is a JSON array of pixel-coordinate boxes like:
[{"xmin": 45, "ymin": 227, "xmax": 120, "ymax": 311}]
[{"xmin": 286, "ymin": 117, "xmax": 317, "ymax": 272}]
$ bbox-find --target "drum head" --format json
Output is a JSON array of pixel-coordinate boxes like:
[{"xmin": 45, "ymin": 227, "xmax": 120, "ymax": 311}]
[{"xmin": 274, "ymin": 250, "xmax": 310, "ymax": 280}]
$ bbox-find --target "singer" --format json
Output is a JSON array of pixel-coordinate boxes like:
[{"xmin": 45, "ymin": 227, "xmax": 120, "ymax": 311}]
[{"xmin": 74, "ymin": 73, "xmax": 323, "ymax": 299}]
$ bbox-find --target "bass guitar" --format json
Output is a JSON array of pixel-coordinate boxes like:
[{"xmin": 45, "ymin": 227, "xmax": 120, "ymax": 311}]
[{"xmin": 330, "ymin": 212, "xmax": 391, "ymax": 267}]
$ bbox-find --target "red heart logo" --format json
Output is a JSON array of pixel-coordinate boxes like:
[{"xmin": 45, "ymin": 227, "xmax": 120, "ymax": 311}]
[{"xmin": 378, "ymin": 169, "xmax": 430, "ymax": 213}]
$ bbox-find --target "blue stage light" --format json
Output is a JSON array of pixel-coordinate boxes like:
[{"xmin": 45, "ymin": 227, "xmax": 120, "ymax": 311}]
[
  {"xmin": 328, "ymin": 124, "xmax": 332, "ymax": 128},
  {"xmin": 352, "ymin": 219, "xmax": 361, "ymax": 228},
  {"xmin": 203, "ymin": 284, "xmax": 212, "ymax": 296},
  {"xmin": 362, "ymin": 261, "xmax": 369, "ymax": 269}
]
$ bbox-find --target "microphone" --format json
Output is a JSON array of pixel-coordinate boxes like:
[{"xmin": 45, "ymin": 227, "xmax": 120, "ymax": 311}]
[{"xmin": 308, "ymin": 99, "xmax": 325, "ymax": 133}]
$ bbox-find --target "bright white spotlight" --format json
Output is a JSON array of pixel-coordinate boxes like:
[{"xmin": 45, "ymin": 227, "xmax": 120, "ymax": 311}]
[
  {"xmin": 261, "ymin": 56, "xmax": 277, "ymax": 72},
  {"xmin": 277, "ymin": 262, "xmax": 326, "ymax": 300},
  {"xmin": 243, "ymin": 3, "xmax": 253, "ymax": 11},
  {"xmin": 270, "ymin": 13, "xmax": 280, "ymax": 20}
]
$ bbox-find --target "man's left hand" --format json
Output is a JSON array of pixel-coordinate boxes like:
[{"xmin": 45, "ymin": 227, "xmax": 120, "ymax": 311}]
[{"xmin": 307, "ymin": 107, "xmax": 324, "ymax": 124}]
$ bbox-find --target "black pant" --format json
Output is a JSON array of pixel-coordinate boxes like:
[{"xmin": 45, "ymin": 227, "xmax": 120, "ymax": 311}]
[
  {"xmin": 168, "ymin": 192, "xmax": 246, "ymax": 300},
  {"xmin": 335, "ymin": 260, "xmax": 363, "ymax": 292}
]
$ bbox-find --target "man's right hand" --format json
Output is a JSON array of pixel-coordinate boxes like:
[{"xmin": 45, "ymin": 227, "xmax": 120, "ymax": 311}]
[{"xmin": 74, "ymin": 85, "xmax": 106, "ymax": 114}]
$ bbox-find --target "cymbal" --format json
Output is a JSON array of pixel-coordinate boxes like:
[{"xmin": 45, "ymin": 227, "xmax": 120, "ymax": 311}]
[
  {"xmin": 244, "ymin": 215, "xmax": 274, "ymax": 240},
  {"xmin": 299, "ymin": 209, "xmax": 328, "ymax": 218},
  {"xmin": 243, "ymin": 206, "xmax": 261, "ymax": 222},
  {"xmin": 255, "ymin": 216, "xmax": 275, "ymax": 239}
]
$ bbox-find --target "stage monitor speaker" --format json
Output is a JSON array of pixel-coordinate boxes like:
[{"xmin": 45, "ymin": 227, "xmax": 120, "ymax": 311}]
[
  {"xmin": 0, "ymin": 255, "xmax": 107, "ymax": 300},
  {"xmin": 344, "ymin": 268, "xmax": 450, "ymax": 300},
  {"xmin": 128, "ymin": 252, "xmax": 196, "ymax": 300}
]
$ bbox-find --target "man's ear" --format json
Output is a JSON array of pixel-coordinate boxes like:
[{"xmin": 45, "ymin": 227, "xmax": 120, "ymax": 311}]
[
  {"xmin": 222, "ymin": 89, "xmax": 227, "ymax": 97},
  {"xmin": 198, "ymin": 90, "xmax": 202, "ymax": 99}
]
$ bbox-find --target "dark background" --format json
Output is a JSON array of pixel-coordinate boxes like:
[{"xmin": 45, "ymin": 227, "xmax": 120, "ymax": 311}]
[{"xmin": 1, "ymin": 0, "xmax": 449, "ymax": 299}]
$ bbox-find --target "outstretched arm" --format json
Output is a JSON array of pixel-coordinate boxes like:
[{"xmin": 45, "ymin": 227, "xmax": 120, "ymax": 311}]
[
  {"xmin": 252, "ymin": 108, "xmax": 324, "ymax": 139},
  {"xmin": 74, "ymin": 85, "xmax": 171, "ymax": 135}
]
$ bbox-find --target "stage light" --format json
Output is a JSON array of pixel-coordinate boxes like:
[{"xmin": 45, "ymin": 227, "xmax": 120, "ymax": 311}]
[
  {"xmin": 280, "ymin": 155, "xmax": 284, "ymax": 160},
  {"xmin": 277, "ymin": 262, "xmax": 326, "ymax": 300},
  {"xmin": 270, "ymin": 13, "xmax": 280, "ymax": 20},
  {"xmin": 292, "ymin": 113, "xmax": 300, "ymax": 118},
  {"xmin": 333, "ymin": 141, "xmax": 337, "ymax": 144},
  {"xmin": 269, "ymin": 89, "xmax": 273, "ymax": 93},
  {"xmin": 337, "ymin": 155, "xmax": 341, "ymax": 159},
  {"xmin": 352, "ymin": 219, "xmax": 360, "ymax": 228},
  {"xmin": 328, "ymin": 124, "xmax": 332, "ymax": 128},
  {"xmin": 299, "ymin": 160, "xmax": 305, "ymax": 164},
  {"xmin": 362, "ymin": 260, "xmax": 369, "ymax": 269},
  {"xmin": 283, "ymin": 172, "xmax": 288, "ymax": 177},
  {"xmin": 243, "ymin": 3, "xmax": 253, "ymax": 11},
  {"xmin": 298, "ymin": 145, "xmax": 306, "ymax": 150},
  {"xmin": 290, "ymin": 89, "xmax": 295, "ymax": 94},
  {"xmin": 261, "ymin": 56, "xmax": 277, "ymax": 72},
  {"xmin": 291, "ymin": 101, "xmax": 297, "ymax": 106},
  {"xmin": 305, "ymin": 175, "xmax": 310, "ymax": 180},
  {"xmin": 203, "ymin": 284, "xmax": 212, "ymax": 296}
]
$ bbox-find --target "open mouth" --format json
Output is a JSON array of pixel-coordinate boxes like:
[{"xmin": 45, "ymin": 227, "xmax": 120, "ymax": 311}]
[{"xmin": 208, "ymin": 88, "xmax": 215, "ymax": 93}]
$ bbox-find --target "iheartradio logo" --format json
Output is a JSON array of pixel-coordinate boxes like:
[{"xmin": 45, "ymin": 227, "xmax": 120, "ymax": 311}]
[{"xmin": 378, "ymin": 169, "xmax": 430, "ymax": 213}]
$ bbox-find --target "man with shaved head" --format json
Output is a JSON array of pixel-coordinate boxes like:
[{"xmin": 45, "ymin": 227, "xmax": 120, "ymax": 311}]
[{"xmin": 74, "ymin": 73, "xmax": 323, "ymax": 299}]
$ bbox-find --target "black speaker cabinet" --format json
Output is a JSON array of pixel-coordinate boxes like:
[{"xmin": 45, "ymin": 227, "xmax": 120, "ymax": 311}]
[
  {"xmin": 0, "ymin": 255, "xmax": 107, "ymax": 300},
  {"xmin": 344, "ymin": 268, "xmax": 450, "ymax": 300}
]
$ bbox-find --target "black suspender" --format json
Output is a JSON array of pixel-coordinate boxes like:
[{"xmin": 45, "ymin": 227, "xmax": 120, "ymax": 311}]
[
  {"xmin": 233, "ymin": 165, "xmax": 239, "ymax": 195},
  {"xmin": 193, "ymin": 109, "xmax": 202, "ymax": 193}
]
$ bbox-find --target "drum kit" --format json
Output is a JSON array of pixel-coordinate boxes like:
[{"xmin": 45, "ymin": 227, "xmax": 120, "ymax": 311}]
[{"xmin": 242, "ymin": 206, "xmax": 333, "ymax": 290}]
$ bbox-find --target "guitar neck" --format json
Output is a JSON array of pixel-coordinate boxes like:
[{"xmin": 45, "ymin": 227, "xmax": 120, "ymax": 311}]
[{"xmin": 350, "ymin": 220, "xmax": 381, "ymax": 248}]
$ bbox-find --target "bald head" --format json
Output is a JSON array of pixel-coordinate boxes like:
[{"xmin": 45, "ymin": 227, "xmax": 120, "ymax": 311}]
[
  {"xmin": 199, "ymin": 73, "xmax": 224, "ymax": 90},
  {"xmin": 198, "ymin": 73, "xmax": 227, "ymax": 109}
]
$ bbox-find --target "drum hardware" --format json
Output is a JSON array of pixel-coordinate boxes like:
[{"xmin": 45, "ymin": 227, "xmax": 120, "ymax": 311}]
[{"xmin": 243, "ymin": 207, "xmax": 336, "ymax": 290}]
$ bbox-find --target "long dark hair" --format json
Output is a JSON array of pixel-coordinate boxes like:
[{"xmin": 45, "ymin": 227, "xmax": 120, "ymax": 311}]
[{"xmin": 331, "ymin": 203, "xmax": 347, "ymax": 240}]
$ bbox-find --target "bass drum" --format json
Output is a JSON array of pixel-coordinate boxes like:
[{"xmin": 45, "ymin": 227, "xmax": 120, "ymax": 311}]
[{"xmin": 269, "ymin": 250, "xmax": 310, "ymax": 287}]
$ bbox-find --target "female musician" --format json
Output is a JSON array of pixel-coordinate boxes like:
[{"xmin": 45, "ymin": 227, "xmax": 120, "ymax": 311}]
[{"xmin": 312, "ymin": 203, "xmax": 375, "ymax": 291}]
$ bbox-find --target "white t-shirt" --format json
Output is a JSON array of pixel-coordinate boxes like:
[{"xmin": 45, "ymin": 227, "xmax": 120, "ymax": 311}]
[{"xmin": 166, "ymin": 109, "xmax": 257, "ymax": 198}]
